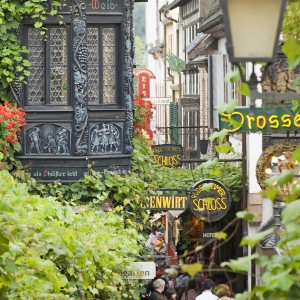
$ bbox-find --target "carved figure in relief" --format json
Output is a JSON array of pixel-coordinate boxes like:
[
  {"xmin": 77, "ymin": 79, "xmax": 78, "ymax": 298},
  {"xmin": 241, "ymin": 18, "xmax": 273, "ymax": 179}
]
[
  {"xmin": 261, "ymin": 71, "xmax": 272, "ymax": 92},
  {"xmin": 108, "ymin": 124, "xmax": 120, "ymax": 152},
  {"xmin": 44, "ymin": 134, "xmax": 57, "ymax": 154},
  {"xmin": 274, "ymin": 68, "xmax": 289, "ymax": 93},
  {"xmin": 91, "ymin": 125, "xmax": 101, "ymax": 153},
  {"xmin": 100, "ymin": 124, "xmax": 109, "ymax": 153},
  {"xmin": 28, "ymin": 128, "xmax": 42, "ymax": 154},
  {"xmin": 56, "ymin": 128, "xmax": 69, "ymax": 154},
  {"xmin": 278, "ymin": 151, "xmax": 296, "ymax": 194}
]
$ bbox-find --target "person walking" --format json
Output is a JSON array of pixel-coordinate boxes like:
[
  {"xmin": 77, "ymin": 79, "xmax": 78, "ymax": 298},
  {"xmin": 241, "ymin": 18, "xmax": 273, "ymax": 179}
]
[
  {"xmin": 195, "ymin": 279, "xmax": 218, "ymax": 300},
  {"xmin": 180, "ymin": 279, "xmax": 199, "ymax": 300},
  {"xmin": 149, "ymin": 278, "xmax": 166, "ymax": 300},
  {"xmin": 215, "ymin": 284, "xmax": 234, "ymax": 300}
]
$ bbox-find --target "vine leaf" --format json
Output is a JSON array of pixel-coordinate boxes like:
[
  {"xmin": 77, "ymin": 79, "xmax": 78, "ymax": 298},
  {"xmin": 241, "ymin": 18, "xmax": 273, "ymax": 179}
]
[
  {"xmin": 221, "ymin": 254, "xmax": 259, "ymax": 273},
  {"xmin": 240, "ymin": 228, "xmax": 275, "ymax": 248},
  {"xmin": 181, "ymin": 262, "xmax": 202, "ymax": 278}
]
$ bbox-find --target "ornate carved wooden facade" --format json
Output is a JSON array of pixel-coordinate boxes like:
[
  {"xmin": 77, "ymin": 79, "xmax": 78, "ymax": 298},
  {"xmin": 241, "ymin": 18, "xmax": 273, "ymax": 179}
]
[{"xmin": 14, "ymin": 0, "xmax": 135, "ymax": 181}]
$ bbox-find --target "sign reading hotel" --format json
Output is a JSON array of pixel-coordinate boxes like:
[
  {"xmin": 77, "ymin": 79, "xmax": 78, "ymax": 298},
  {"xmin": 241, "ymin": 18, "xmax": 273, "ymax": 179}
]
[
  {"xmin": 134, "ymin": 68, "xmax": 155, "ymax": 98},
  {"xmin": 143, "ymin": 194, "xmax": 188, "ymax": 210},
  {"xmin": 219, "ymin": 106, "xmax": 300, "ymax": 133},
  {"xmin": 152, "ymin": 144, "xmax": 183, "ymax": 167},
  {"xmin": 189, "ymin": 179, "xmax": 231, "ymax": 222}
]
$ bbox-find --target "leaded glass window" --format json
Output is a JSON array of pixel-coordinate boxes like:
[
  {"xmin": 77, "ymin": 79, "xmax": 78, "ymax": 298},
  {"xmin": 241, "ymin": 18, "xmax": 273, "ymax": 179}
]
[
  {"xmin": 25, "ymin": 24, "xmax": 119, "ymax": 106},
  {"xmin": 26, "ymin": 27, "xmax": 68, "ymax": 105},
  {"xmin": 49, "ymin": 28, "xmax": 68, "ymax": 104},
  {"xmin": 27, "ymin": 28, "xmax": 45, "ymax": 104},
  {"xmin": 87, "ymin": 26, "xmax": 117, "ymax": 104}
]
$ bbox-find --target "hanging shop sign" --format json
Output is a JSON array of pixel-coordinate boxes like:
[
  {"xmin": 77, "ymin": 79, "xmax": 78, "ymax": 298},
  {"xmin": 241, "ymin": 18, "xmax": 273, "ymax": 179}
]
[
  {"xmin": 143, "ymin": 194, "xmax": 188, "ymax": 210},
  {"xmin": 121, "ymin": 262, "xmax": 156, "ymax": 279},
  {"xmin": 134, "ymin": 68, "xmax": 155, "ymax": 98},
  {"xmin": 152, "ymin": 144, "xmax": 183, "ymax": 167},
  {"xmin": 189, "ymin": 179, "xmax": 231, "ymax": 222},
  {"xmin": 219, "ymin": 106, "xmax": 300, "ymax": 133}
]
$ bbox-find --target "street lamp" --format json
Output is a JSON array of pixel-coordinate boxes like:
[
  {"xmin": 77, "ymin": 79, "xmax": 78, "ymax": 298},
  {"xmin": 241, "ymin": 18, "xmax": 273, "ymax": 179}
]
[
  {"xmin": 221, "ymin": 0, "xmax": 286, "ymax": 64},
  {"xmin": 220, "ymin": 0, "xmax": 300, "ymax": 108}
]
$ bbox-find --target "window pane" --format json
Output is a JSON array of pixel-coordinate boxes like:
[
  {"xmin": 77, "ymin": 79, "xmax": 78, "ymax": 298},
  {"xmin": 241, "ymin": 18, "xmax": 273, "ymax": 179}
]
[
  {"xmin": 87, "ymin": 27, "xmax": 99, "ymax": 104},
  {"xmin": 102, "ymin": 27, "xmax": 116, "ymax": 104},
  {"xmin": 27, "ymin": 28, "xmax": 45, "ymax": 104},
  {"xmin": 50, "ymin": 28, "xmax": 68, "ymax": 104}
]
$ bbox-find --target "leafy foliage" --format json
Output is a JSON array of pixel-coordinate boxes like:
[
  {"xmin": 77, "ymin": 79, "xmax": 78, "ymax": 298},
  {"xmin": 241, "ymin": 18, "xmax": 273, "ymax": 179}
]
[
  {"xmin": 0, "ymin": 170, "xmax": 144, "ymax": 299},
  {"xmin": 0, "ymin": 0, "xmax": 64, "ymax": 101}
]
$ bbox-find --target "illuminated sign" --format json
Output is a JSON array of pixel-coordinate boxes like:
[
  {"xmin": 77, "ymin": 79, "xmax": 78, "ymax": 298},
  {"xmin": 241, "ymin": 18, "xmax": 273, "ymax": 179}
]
[
  {"xmin": 143, "ymin": 195, "xmax": 188, "ymax": 210},
  {"xmin": 189, "ymin": 179, "xmax": 231, "ymax": 222},
  {"xmin": 152, "ymin": 144, "xmax": 183, "ymax": 167},
  {"xmin": 219, "ymin": 106, "xmax": 300, "ymax": 133},
  {"xmin": 134, "ymin": 68, "xmax": 155, "ymax": 98}
]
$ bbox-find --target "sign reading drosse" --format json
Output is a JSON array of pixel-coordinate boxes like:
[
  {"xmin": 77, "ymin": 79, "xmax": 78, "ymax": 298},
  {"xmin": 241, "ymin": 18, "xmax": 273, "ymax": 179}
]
[
  {"xmin": 189, "ymin": 179, "xmax": 231, "ymax": 222},
  {"xmin": 219, "ymin": 106, "xmax": 300, "ymax": 133},
  {"xmin": 121, "ymin": 262, "xmax": 156, "ymax": 280}
]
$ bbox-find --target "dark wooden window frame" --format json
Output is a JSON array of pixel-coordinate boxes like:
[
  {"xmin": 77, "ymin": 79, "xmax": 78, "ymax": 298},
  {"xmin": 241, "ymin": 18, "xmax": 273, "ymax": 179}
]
[{"xmin": 21, "ymin": 19, "xmax": 123, "ymax": 110}]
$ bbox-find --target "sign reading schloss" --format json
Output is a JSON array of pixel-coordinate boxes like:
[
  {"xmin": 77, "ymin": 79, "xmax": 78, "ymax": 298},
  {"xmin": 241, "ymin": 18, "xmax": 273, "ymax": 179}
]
[
  {"xmin": 143, "ymin": 195, "xmax": 188, "ymax": 210},
  {"xmin": 189, "ymin": 179, "xmax": 231, "ymax": 222},
  {"xmin": 219, "ymin": 106, "xmax": 300, "ymax": 133},
  {"xmin": 152, "ymin": 144, "xmax": 183, "ymax": 167},
  {"xmin": 121, "ymin": 262, "xmax": 156, "ymax": 280}
]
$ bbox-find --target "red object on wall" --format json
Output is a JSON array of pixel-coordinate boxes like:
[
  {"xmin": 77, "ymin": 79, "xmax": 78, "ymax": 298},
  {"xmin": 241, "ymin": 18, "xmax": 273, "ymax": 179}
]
[{"xmin": 134, "ymin": 68, "xmax": 155, "ymax": 98}]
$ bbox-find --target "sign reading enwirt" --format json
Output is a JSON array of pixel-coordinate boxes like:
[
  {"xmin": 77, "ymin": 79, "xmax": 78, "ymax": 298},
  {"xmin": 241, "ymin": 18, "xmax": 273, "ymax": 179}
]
[
  {"xmin": 152, "ymin": 144, "xmax": 183, "ymax": 167},
  {"xmin": 143, "ymin": 194, "xmax": 188, "ymax": 210},
  {"xmin": 189, "ymin": 179, "xmax": 231, "ymax": 222},
  {"xmin": 219, "ymin": 106, "xmax": 300, "ymax": 133}
]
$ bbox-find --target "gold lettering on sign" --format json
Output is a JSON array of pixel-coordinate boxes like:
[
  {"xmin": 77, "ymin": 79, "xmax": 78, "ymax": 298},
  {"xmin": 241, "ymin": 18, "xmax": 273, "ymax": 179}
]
[
  {"xmin": 222, "ymin": 112, "xmax": 300, "ymax": 132},
  {"xmin": 192, "ymin": 198, "xmax": 227, "ymax": 211},
  {"xmin": 153, "ymin": 154, "xmax": 181, "ymax": 167},
  {"xmin": 269, "ymin": 115, "xmax": 279, "ymax": 128},
  {"xmin": 145, "ymin": 195, "xmax": 187, "ymax": 210}
]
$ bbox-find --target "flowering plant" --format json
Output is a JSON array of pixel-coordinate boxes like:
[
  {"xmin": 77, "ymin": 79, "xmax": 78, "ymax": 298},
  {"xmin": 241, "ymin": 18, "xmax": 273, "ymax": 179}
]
[
  {"xmin": 134, "ymin": 96, "xmax": 155, "ymax": 144},
  {"xmin": 0, "ymin": 102, "xmax": 26, "ymax": 164}
]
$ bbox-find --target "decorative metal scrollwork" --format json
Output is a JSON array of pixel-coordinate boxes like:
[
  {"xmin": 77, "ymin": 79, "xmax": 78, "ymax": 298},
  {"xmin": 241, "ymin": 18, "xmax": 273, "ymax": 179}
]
[
  {"xmin": 123, "ymin": 0, "xmax": 134, "ymax": 154},
  {"xmin": 73, "ymin": 0, "xmax": 89, "ymax": 155}
]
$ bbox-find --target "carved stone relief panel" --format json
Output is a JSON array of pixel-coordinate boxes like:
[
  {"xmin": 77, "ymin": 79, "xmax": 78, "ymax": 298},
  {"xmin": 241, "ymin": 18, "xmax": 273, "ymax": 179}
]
[
  {"xmin": 89, "ymin": 122, "xmax": 122, "ymax": 155},
  {"xmin": 25, "ymin": 124, "xmax": 71, "ymax": 155},
  {"xmin": 261, "ymin": 51, "xmax": 300, "ymax": 93}
]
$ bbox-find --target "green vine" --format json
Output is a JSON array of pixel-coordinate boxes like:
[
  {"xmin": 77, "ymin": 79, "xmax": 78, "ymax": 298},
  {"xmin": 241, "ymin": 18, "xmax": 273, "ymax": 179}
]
[{"xmin": 0, "ymin": 0, "xmax": 64, "ymax": 101}]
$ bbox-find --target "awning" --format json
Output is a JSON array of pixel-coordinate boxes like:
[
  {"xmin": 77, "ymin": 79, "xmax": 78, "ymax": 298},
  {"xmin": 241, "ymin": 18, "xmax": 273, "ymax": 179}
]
[{"xmin": 186, "ymin": 33, "xmax": 208, "ymax": 54}]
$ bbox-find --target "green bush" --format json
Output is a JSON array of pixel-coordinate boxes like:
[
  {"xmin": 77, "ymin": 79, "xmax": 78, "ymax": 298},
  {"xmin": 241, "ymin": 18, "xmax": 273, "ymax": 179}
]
[{"xmin": 0, "ymin": 170, "xmax": 144, "ymax": 299}]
